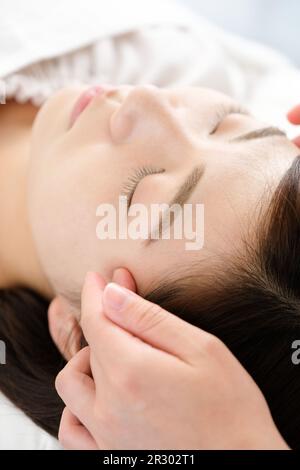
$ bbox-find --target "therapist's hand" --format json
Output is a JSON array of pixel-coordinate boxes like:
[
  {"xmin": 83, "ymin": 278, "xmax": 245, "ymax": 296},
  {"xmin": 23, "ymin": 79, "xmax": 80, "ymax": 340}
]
[
  {"xmin": 48, "ymin": 269, "xmax": 136, "ymax": 360},
  {"xmin": 288, "ymin": 105, "xmax": 300, "ymax": 147},
  {"xmin": 56, "ymin": 270, "xmax": 289, "ymax": 450}
]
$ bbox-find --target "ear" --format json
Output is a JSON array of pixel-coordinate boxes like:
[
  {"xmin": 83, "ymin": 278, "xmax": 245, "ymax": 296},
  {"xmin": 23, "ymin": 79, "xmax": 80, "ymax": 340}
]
[
  {"xmin": 48, "ymin": 296, "xmax": 82, "ymax": 361},
  {"xmin": 48, "ymin": 269, "xmax": 137, "ymax": 360},
  {"xmin": 112, "ymin": 267, "xmax": 137, "ymax": 292}
]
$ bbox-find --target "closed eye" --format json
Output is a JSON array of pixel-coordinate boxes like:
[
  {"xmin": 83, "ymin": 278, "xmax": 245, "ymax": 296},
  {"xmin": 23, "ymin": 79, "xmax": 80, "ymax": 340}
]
[
  {"xmin": 210, "ymin": 103, "xmax": 250, "ymax": 135},
  {"xmin": 209, "ymin": 103, "xmax": 286, "ymax": 142},
  {"xmin": 121, "ymin": 166, "xmax": 165, "ymax": 212}
]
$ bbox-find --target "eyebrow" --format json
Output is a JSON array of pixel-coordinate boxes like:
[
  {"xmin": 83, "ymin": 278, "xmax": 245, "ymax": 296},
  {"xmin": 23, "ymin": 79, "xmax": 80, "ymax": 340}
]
[
  {"xmin": 231, "ymin": 126, "xmax": 287, "ymax": 142},
  {"xmin": 143, "ymin": 166, "xmax": 204, "ymax": 247},
  {"xmin": 142, "ymin": 126, "xmax": 286, "ymax": 247}
]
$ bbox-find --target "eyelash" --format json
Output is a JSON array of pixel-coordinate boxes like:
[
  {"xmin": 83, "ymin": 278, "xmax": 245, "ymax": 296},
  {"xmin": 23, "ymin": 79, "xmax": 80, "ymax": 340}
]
[
  {"xmin": 120, "ymin": 104, "xmax": 248, "ymax": 205},
  {"xmin": 121, "ymin": 166, "xmax": 165, "ymax": 207},
  {"xmin": 210, "ymin": 103, "xmax": 248, "ymax": 134}
]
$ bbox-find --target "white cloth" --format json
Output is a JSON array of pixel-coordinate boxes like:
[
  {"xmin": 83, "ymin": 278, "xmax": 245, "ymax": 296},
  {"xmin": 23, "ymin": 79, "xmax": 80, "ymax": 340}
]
[
  {"xmin": 1, "ymin": 0, "xmax": 300, "ymax": 137},
  {"xmin": 0, "ymin": 393, "xmax": 61, "ymax": 450},
  {"xmin": 1, "ymin": 0, "xmax": 300, "ymax": 450},
  {"xmin": 0, "ymin": 0, "xmax": 197, "ymax": 77}
]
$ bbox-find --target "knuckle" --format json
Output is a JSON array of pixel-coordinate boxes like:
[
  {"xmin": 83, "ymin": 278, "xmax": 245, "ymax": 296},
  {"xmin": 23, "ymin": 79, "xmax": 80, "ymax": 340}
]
[
  {"xmin": 55, "ymin": 369, "xmax": 66, "ymax": 395},
  {"xmin": 134, "ymin": 302, "xmax": 167, "ymax": 334},
  {"xmin": 201, "ymin": 333, "xmax": 224, "ymax": 357},
  {"xmin": 55, "ymin": 355, "xmax": 76, "ymax": 392}
]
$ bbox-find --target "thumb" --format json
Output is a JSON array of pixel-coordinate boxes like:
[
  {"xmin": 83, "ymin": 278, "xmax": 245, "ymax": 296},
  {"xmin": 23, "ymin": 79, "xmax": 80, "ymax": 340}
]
[{"xmin": 102, "ymin": 282, "xmax": 210, "ymax": 361}]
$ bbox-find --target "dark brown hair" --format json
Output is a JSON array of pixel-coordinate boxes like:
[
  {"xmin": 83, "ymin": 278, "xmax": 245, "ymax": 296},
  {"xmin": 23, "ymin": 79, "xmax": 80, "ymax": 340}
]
[
  {"xmin": 0, "ymin": 155, "xmax": 300, "ymax": 448},
  {"xmin": 0, "ymin": 288, "xmax": 66, "ymax": 435}
]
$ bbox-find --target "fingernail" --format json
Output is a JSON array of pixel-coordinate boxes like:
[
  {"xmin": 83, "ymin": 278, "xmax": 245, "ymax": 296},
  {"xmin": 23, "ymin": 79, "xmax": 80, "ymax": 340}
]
[{"xmin": 104, "ymin": 282, "xmax": 133, "ymax": 311}]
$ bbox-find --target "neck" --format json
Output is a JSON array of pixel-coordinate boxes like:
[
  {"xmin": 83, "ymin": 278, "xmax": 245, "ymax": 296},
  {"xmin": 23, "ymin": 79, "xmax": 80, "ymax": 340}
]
[{"xmin": 0, "ymin": 100, "xmax": 54, "ymax": 300}]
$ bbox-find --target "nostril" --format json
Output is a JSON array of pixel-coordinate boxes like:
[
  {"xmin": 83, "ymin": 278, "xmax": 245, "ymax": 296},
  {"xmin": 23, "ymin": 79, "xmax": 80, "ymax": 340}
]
[
  {"xmin": 106, "ymin": 85, "xmax": 134, "ymax": 104},
  {"xmin": 105, "ymin": 88, "xmax": 122, "ymax": 104}
]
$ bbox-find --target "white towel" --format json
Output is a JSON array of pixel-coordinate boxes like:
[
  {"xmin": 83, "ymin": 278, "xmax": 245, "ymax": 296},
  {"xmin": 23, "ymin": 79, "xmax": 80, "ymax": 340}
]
[{"xmin": 2, "ymin": 1, "xmax": 300, "ymax": 137}]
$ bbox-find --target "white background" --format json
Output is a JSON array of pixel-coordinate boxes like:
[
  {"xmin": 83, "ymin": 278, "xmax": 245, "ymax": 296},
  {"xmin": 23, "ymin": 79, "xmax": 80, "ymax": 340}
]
[{"xmin": 181, "ymin": 0, "xmax": 300, "ymax": 65}]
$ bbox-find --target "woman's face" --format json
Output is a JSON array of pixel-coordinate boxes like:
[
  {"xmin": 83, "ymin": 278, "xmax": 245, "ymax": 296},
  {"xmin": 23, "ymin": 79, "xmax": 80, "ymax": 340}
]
[{"xmin": 27, "ymin": 84, "xmax": 299, "ymax": 298}]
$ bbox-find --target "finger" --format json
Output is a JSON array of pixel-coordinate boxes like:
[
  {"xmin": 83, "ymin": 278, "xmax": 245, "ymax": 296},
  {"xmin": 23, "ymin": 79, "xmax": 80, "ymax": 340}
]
[
  {"xmin": 287, "ymin": 105, "xmax": 300, "ymax": 125},
  {"xmin": 58, "ymin": 407, "xmax": 99, "ymax": 450},
  {"xmin": 92, "ymin": 273, "xmax": 107, "ymax": 290},
  {"xmin": 80, "ymin": 272, "xmax": 152, "ymax": 369},
  {"xmin": 112, "ymin": 267, "xmax": 137, "ymax": 292},
  {"xmin": 48, "ymin": 297, "xmax": 82, "ymax": 360},
  {"xmin": 55, "ymin": 347, "xmax": 96, "ymax": 429},
  {"xmin": 102, "ymin": 282, "xmax": 212, "ymax": 362},
  {"xmin": 79, "ymin": 272, "xmax": 108, "ymax": 348},
  {"xmin": 80, "ymin": 272, "xmax": 105, "ymax": 346}
]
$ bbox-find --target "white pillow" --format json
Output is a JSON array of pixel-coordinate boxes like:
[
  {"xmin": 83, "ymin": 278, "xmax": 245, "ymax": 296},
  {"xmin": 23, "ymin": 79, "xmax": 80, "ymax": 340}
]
[{"xmin": 0, "ymin": 393, "xmax": 62, "ymax": 450}]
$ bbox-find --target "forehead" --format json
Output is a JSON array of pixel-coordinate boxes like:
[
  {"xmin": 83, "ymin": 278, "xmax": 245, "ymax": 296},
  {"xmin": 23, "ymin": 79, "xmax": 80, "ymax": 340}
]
[{"xmin": 199, "ymin": 140, "xmax": 297, "ymax": 242}]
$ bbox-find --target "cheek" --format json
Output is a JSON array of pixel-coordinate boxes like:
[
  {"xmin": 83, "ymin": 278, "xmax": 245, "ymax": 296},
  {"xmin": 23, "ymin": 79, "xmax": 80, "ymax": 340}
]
[
  {"xmin": 26, "ymin": 161, "xmax": 128, "ymax": 291},
  {"xmin": 31, "ymin": 86, "xmax": 84, "ymax": 146},
  {"xmin": 28, "ymin": 178, "xmax": 88, "ymax": 288}
]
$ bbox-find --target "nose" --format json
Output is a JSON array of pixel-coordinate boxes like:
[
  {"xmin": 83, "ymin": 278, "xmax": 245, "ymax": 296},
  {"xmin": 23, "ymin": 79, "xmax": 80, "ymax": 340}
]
[{"xmin": 109, "ymin": 85, "xmax": 182, "ymax": 143}]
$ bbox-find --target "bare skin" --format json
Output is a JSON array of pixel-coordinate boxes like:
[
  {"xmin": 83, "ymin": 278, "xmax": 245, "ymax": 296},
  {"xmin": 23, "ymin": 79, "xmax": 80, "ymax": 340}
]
[
  {"xmin": 0, "ymin": 100, "xmax": 53, "ymax": 297},
  {"xmin": 288, "ymin": 104, "xmax": 300, "ymax": 146},
  {"xmin": 0, "ymin": 86, "xmax": 299, "ymax": 307}
]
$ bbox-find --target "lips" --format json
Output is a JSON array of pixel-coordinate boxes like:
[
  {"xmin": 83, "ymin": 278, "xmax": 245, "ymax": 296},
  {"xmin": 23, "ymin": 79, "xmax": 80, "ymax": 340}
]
[{"xmin": 69, "ymin": 85, "xmax": 115, "ymax": 128}]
